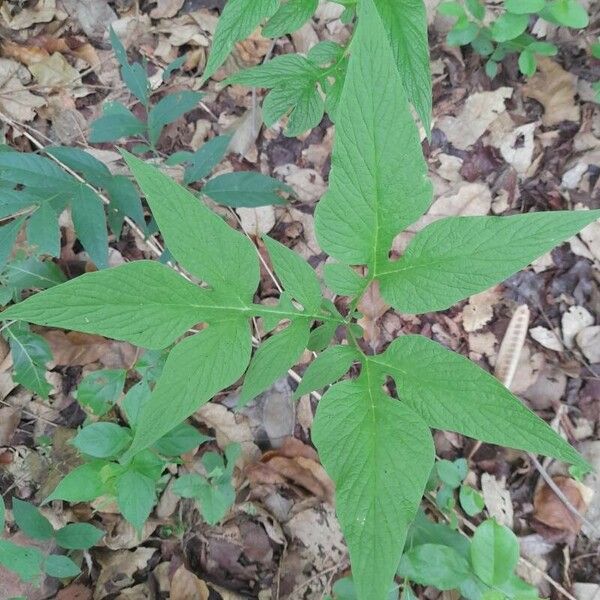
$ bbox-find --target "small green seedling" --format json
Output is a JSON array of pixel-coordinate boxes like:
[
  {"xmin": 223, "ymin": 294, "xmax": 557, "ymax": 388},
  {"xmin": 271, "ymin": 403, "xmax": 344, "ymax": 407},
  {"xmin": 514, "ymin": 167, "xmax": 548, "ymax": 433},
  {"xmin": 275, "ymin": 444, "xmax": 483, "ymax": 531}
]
[{"xmin": 439, "ymin": 0, "xmax": 588, "ymax": 77}]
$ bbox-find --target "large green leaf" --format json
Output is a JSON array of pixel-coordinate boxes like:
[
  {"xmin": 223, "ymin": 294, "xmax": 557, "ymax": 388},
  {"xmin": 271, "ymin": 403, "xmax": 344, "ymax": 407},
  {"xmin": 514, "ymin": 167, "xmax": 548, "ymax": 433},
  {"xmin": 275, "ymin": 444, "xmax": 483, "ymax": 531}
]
[
  {"xmin": 116, "ymin": 469, "xmax": 156, "ymax": 532},
  {"xmin": 371, "ymin": 0, "xmax": 432, "ymax": 133},
  {"xmin": 2, "ymin": 261, "xmax": 222, "ymax": 349},
  {"xmin": 371, "ymin": 335, "xmax": 588, "ymax": 469},
  {"xmin": 124, "ymin": 319, "xmax": 252, "ymax": 459},
  {"xmin": 378, "ymin": 211, "xmax": 600, "ymax": 314},
  {"xmin": 203, "ymin": 0, "xmax": 278, "ymax": 80},
  {"xmin": 122, "ymin": 152, "xmax": 259, "ymax": 303},
  {"xmin": 312, "ymin": 376, "xmax": 434, "ymax": 600},
  {"xmin": 314, "ymin": 0, "xmax": 431, "ymax": 271}
]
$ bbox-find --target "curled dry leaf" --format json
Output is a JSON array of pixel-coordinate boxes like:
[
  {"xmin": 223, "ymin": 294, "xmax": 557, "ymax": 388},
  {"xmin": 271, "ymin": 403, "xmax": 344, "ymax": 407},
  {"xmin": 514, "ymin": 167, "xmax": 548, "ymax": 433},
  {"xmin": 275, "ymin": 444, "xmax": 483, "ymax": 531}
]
[
  {"xmin": 522, "ymin": 58, "xmax": 580, "ymax": 127},
  {"xmin": 170, "ymin": 565, "xmax": 210, "ymax": 600},
  {"xmin": 533, "ymin": 475, "xmax": 591, "ymax": 535}
]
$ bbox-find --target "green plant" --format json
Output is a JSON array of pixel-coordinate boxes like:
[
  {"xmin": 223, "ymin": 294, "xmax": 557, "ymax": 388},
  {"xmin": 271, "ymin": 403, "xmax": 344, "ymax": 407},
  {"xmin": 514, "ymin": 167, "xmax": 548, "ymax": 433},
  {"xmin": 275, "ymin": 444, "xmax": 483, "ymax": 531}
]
[
  {"xmin": 0, "ymin": 495, "xmax": 102, "ymax": 584},
  {"xmin": 1, "ymin": 0, "xmax": 598, "ymax": 598},
  {"xmin": 439, "ymin": 0, "xmax": 589, "ymax": 77},
  {"xmin": 172, "ymin": 443, "xmax": 241, "ymax": 525}
]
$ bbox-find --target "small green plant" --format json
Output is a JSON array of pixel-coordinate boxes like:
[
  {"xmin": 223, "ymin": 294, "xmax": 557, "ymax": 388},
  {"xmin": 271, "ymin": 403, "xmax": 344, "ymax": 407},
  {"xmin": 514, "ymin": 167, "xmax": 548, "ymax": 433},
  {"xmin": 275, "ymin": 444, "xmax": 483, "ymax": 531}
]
[
  {"xmin": 439, "ymin": 0, "xmax": 589, "ymax": 77},
  {"xmin": 172, "ymin": 443, "xmax": 241, "ymax": 525},
  {"xmin": 1, "ymin": 0, "xmax": 597, "ymax": 598},
  {"xmin": 0, "ymin": 495, "xmax": 103, "ymax": 584}
]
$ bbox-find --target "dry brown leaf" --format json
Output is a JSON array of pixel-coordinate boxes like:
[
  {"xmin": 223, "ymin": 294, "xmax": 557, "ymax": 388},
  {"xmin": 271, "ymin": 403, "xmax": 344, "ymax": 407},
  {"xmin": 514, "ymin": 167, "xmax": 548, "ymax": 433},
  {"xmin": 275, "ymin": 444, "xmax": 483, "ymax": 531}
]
[
  {"xmin": 0, "ymin": 0, "xmax": 59, "ymax": 30},
  {"xmin": 436, "ymin": 87, "xmax": 513, "ymax": 150},
  {"xmin": 0, "ymin": 40, "xmax": 50, "ymax": 65},
  {"xmin": 533, "ymin": 475, "xmax": 590, "ymax": 535},
  {"xmin": 56, "ymin": 583, "xmax": 93, "ymax": 600},
  {"xmin": 237, "ymin": 206, "xmax": 275, "ymax": 236},
  {"xmin": 462, "ymin": 289, "xmax": 501, "ymax": 333},
  {"xmin": 150, "ymin": 0, "xmax": 185, "ymax": 18},
  {"xmin": 170, "ymin": 565, "xmax": 210, "ymax": 600},
  {"xmin": 529, "ymin": 326, "xmax": 564, "ymax": 352},
  {"xmin": 576, "ymin": 326, "xmax": 600, "ymax": 363},
  {"xmin": 42, "ymin": 331, "xmax": 110, "ymax": 366},
  {"xmin": 60, "ymin": 0, "xmax": 117, "ymax": 42},
  {"xmin": 562, "ymin": 305, "xmax": 594, "ymax": 349},
  {"xmin": 94, "ymin": 547, "xmax": 156, "ymax": 600},
  {"xmin": 481, "ymin": 473, "xmax": 514, "ymax": 527},
  {"xmin": 0, "ymin": 406, "xmax": 21, "ymax": 445},
  {"xmin": 29, "ymin": 52, "xmax": 81, "ymax": 90},
  {"xmin": 0, "ymin": 58, "xmax": 46, "ymax": 121},
  {"xmin": 522, "ymin": 58, "xmax": 580, "ymax": 127},
  {"xmin": 273, "ymin": 164, "xmax": 327, "ymax": 204}
]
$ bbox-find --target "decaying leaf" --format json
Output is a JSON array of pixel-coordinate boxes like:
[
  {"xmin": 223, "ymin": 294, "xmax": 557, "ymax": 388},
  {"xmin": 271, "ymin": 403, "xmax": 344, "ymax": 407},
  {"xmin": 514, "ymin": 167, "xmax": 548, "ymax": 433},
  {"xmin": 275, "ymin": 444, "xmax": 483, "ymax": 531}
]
[
  {"xmin": 495, "ymin": 304, "xmax": 530, "ymax": 388},
  {"xmin": 522, "ymin": 58, "xmax": 580, "ymax": 127},
  {"xmin": 170, "ymin": 565, "xmax": 210, "ymax": 600},
  {"xmin": 0, "ymin": 58, "xmax": 46, "ymax": 121},
  {"xmin": 533, "ymin": 475, "xmax": 591, "ymax": 535},
  {"xmin": 562, "ymin": 305, "xmax": 594, "ymax": 350}
]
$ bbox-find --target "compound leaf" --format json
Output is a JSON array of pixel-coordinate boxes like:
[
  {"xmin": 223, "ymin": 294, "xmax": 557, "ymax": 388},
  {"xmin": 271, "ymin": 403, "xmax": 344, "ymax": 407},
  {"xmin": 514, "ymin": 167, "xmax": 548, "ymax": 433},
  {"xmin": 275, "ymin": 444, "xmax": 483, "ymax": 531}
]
[
  {"xmin": 263, "ymin": 235, "xmax": 322, "ymax": 312},
  {"xmin": 372, "ymin": 335, "xmax": 588, "ymax": 469},
  {"xmin": 263, "ymin": 0, "xmax": 318, "ymax": 37},
  {"xmin": 2, "ymin": 261, "xmax": 217, "ymax": 350},
  {"xmin": 240, "ymin": 320, "xmax": 309, "ymax": 405},
  {"xmin": 312, "ymin": 376, "xmax": 434, "ymax": 600},
  {"xmin": 378, "ymin": 211, "xmax": 600, "ymax": 314},
  {"xmin": 371, "ymin": 0, "xmax": 432, "ymax": 133},
  {"xmin": 147, "ymin": 91, "xmax": 203, "ymax": 145},
  {"xmin": 26, "ymin": 203, "xmax": 60, "ymax": 257},
  {"xmin": 203, "ymin": 172, "xmax": 290, "ymax": 207},
  {"xmin": 0, "ymin": 218, "xmax": 25, "ymax": 270},
  {"xmin": 124, "ymin": 319, "xmax": 252, "ymax": 459},
  {"xmin": 203, "ymin": 0, "xmax": 278, "ymax": 80},
  {"xmin": 123, "ymin": 151, "xmax": 259, "ymax": 302},
  {"xmin": 323, "ymin": 262, "xmax": 366, "ymax": 297},
  {"xmin": 314, "ymin": 0, "xmax": 431, "ymax": 270},
  {"xmin": 183, "ymin": 134, "xmax": 231, "ymax": 183},
  {"xmin": 293, "ymin": 345, "xmax": 357, "ymax": 400}
]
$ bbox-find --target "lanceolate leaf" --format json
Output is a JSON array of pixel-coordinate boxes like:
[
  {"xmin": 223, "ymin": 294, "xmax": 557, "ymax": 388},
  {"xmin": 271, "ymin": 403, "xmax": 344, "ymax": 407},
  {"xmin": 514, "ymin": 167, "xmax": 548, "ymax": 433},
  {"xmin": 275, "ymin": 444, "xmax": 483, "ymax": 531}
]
[
  {"xmin": 293, "ymin": 345, "xmax": 357, "ymax": 399},
  {"xmin": 203, "ymin": 172, "xmax": 290, "ymax": 207},
  {"xmin": 314, "ymin": 0, "xmax": 432, "ymax": 271},
  {"xmin": 371, "ymin": 0, "xmax": 432, "ymax": 133},
  {"xmin": 89, "ymin": 102, "xmax": 147, "ymax": 143},
  {"xmin": 203, "ymin": 0, "xmax": 278, "ymax": 80},
  {"xmin": 71, "ymin": 185, "xmax": 109, "ymax": 269},
  {"xmin": 371, "ymin": 335, "xmax": 588, "ymax": 469},
  {"xmin": 122, "ymin": 151, "xmax": 259, "ymax": 302},
  {"xmin": 124, "ymin": 319, "xmax": 252, "ymax": 459},
  {"xmin": 263, "ymin": 235, "xmax": 322, "ymax": 312},
  {"xmin": 240, "ymin": 320, "xmax": 310, "ymax": 405},
  {"xmin": 312, "ymin": 376, "xmax": 434, "ymax": 600},
  {"xmin": 377, "ymin": 211, "xmax": 600, "ymax": 314},
  {"xmin": 2, "ymin": 261, "xmax": 220, "ymax": 349},
  {"xmin": 0, "ymin": 218, "xmax": 25, "ymax": 270}
]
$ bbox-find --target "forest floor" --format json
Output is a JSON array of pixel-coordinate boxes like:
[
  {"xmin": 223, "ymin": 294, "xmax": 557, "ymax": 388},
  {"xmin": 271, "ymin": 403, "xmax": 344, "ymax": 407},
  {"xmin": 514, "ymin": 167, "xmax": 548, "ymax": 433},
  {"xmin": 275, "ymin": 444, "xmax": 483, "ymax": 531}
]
[{"xmin": 0, "ymin": 0, "xmax": 599, "ymax": 599}]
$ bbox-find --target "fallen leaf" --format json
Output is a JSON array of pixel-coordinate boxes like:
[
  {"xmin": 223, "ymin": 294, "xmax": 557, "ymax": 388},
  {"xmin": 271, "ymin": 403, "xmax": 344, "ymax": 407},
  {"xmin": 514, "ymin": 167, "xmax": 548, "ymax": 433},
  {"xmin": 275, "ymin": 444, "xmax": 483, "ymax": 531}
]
[
  {"xmin": 237, "ymin": 206, "xmax": 276, "ymax": 236},
  {"xmin": 60, "ymin": 0, "xmax": 117, "ymax": 41},
  {"xmin": 522, "ymin": 58, "xmax": 580, "ymax": 127},
  {"xmin": 576, "ymin": 326, "xmax": 600, "ymax": 364},
  {"xmin": 29, "ymin": 52, "xmax": 81, "ymax": 91},
  {"xmin": 170, "ymin": 565, "xmax": 210, "ymax": 600},
  {"xmin": 462, "ymin": 289, "xmax": 501, "ymax": 333},
  {"xmin": 0, "ymin": 58, "xmax": 46, "ymax": 121},
  {"xmin": 580, "ymin": 441, "xmax": 600, "ymax": 540},
  {"xmin": 273, "ymin": 164, "xmax": 327, "ymax": 204},
  {"xmin": 437, "ymin": 87, "xmax": 513, "ymax": 150},
  {"xmin": 495, "ymin": 304, "xmax": 530, "ymax": 388},
  {"xmin": 533, "ymin": 475, "xmax": 590, "ymax": 535},
  {"xmin": 151, "ymin": 0, "xmax": 185, "ymax": 18},
  {"xmin": 481, "ymin": 473, "xmax": 514, "ymax": 528},
  {"xmin": 0, "ymin": 406, "xmax": 21, "ymax": 445},
  {"xmin": 94, "ymin": 548, "xmax": 156, "ymax": 600},
  {"xmin": 562, "ymin": 305, "xmax": 594, "ymax": 349},
  {"xmin": 529, "ymin": 326, "xmax": 564, "ymax": 352},
  {"xmin": 357, "ymin": 279, "xmax": 390, "ymax": 348},
  {"xmin": 0, "ymin": 0, "xmax": 59, "ymax": 30}
]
